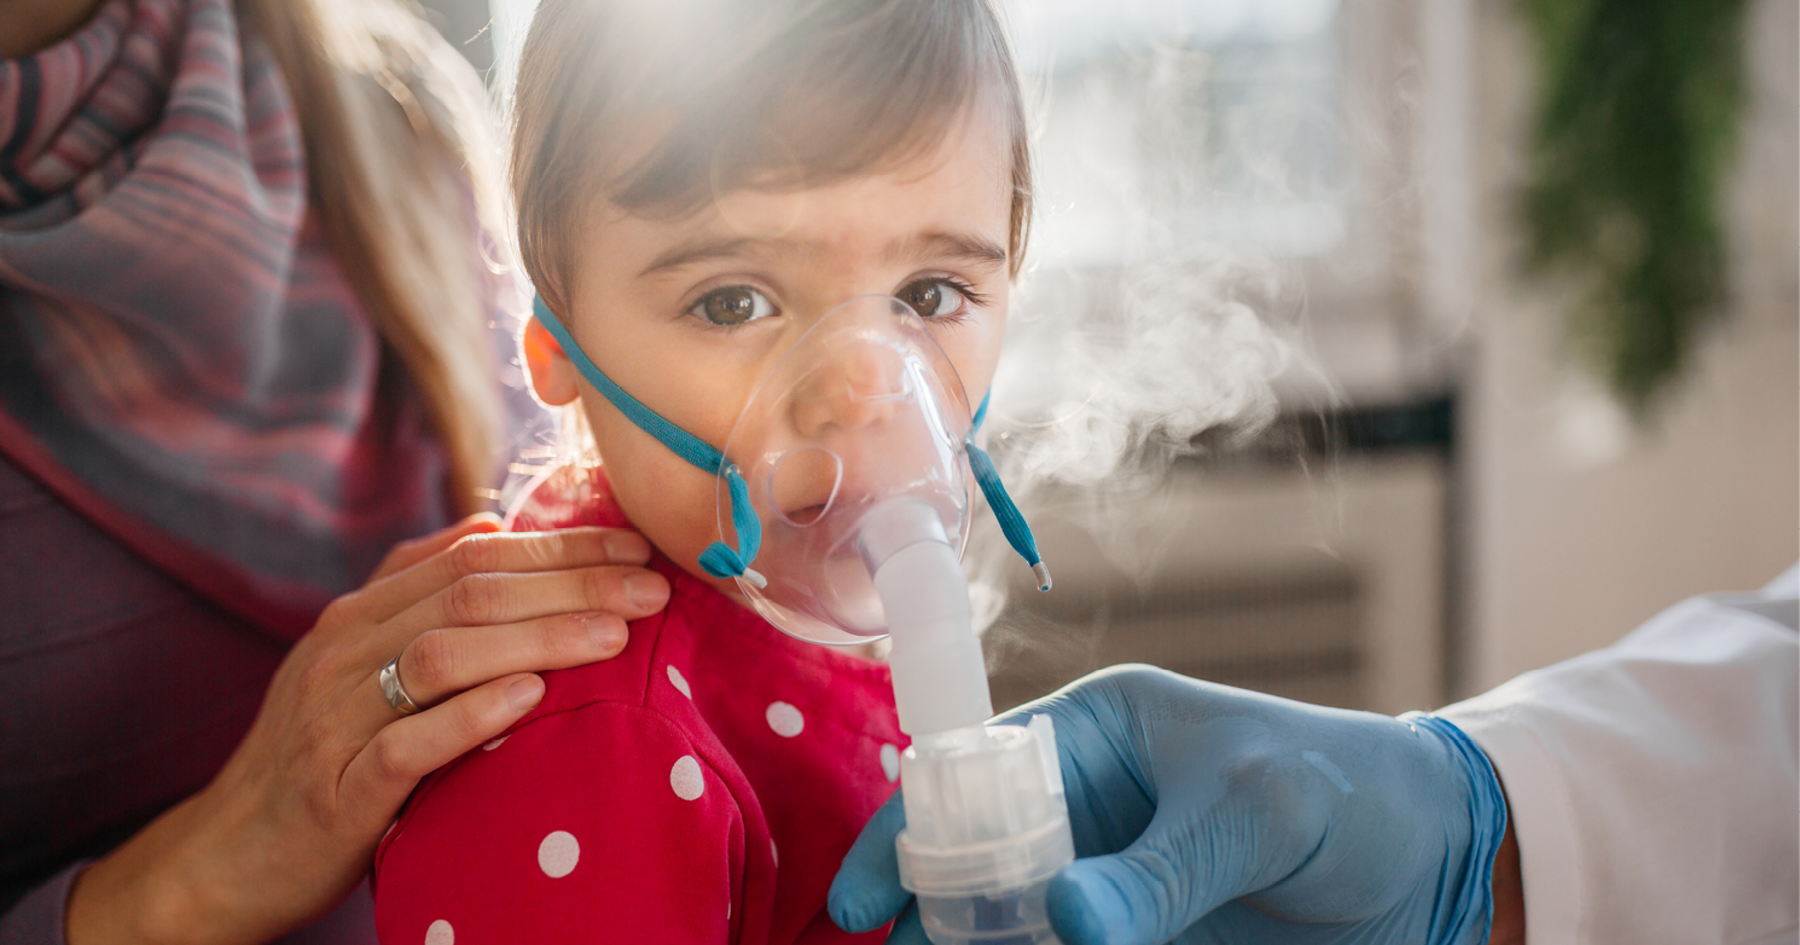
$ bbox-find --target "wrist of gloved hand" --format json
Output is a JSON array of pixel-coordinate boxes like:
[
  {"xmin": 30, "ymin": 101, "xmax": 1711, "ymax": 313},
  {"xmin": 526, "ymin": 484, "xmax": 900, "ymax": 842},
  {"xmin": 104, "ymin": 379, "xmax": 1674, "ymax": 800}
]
[
  {"xmin": 830, "ymin": 666, "xmax": 1510, "ymax": 945},
  {"xmin": 1394, "ymin": 713, "xmax": 1511, "ymax": 945}
]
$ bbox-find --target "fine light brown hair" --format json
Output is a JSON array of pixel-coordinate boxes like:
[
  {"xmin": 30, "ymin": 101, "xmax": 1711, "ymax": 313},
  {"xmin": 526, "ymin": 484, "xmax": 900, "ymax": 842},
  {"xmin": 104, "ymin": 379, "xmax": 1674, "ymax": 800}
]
[
  {"xmin": 511, "ymin": 0, "xmax": 1034, "ymax": 317},
  {"xmin": 246, "ymin": 0, "xmax": 507, "ymax": 515}
]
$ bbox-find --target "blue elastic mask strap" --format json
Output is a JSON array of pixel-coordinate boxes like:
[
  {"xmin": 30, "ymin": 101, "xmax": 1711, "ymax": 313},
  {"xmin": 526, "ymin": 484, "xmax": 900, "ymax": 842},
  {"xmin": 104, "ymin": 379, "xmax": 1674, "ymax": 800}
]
[
  {"xmin": 533, "ymin": 297, "xmax": 763, "ymax": 584},
  {"xmin": 968, "ymin": 392, "xmax": 1052, "ymax": 591}
]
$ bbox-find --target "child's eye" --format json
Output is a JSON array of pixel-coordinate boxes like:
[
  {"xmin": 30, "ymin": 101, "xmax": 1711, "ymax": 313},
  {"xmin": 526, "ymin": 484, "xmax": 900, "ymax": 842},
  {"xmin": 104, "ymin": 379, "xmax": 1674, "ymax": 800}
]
[
  {"xmin": 689, "ymin": 286, "xmax": 777, "ymax": 326},
  {"xmin": 898, "ymin": 278, "xmax": 973, "ymax": 319}
]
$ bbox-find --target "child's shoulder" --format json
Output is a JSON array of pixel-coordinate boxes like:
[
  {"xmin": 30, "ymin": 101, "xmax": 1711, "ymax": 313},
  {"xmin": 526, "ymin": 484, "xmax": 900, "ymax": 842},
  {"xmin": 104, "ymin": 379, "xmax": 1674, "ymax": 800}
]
[
  {"xmin": 496, "ymin": 461, "xmax": 678, "ymax": 714},
  {"xmin": 374, "ymin": 461, "xmax": 902, "ymax": 942},
  {"xmin": 372, "ymin": 616, "xmax": 754, "ymax": 943}
]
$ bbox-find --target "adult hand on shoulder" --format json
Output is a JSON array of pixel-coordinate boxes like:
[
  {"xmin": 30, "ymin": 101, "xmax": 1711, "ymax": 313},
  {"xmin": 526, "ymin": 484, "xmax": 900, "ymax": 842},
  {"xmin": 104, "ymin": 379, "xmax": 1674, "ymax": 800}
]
[
  {"xmin": 830, "ymin": 665, "xmax": 1518, "ymax": 945},
  {"xmin": 65, "ymin": 514, "xmax": 673, "ymax": 945}
]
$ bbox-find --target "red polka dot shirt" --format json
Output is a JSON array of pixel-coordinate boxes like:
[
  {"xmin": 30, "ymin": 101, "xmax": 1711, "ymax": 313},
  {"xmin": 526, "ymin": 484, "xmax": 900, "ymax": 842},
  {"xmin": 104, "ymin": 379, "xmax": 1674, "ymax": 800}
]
[{"xmin": 373, "ymin": 465, "xmax": 905, "ymax": 944}]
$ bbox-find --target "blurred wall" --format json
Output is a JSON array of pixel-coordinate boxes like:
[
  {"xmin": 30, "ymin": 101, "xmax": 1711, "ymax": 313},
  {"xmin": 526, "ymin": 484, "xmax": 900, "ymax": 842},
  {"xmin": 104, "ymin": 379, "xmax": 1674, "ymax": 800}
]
[
  {"xmin": 1457, "ymin": 0, "xmax": 1798, "ymax": 695},
  {"xmin": 418, "ymin": 0, "xmax": 496, "ymax": 77}
]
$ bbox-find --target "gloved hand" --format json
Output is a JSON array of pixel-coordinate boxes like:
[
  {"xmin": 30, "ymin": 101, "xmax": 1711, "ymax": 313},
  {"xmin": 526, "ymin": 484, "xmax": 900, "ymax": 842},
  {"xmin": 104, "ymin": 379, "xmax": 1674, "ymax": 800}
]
[{"xmin": 829, "ymin": 664, "xmax": 1507, "ymax": 945}]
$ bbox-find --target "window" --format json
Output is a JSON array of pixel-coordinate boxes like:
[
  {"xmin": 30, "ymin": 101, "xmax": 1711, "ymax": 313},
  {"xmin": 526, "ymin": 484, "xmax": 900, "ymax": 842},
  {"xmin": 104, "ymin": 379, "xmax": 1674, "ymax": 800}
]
[{"xmin": 1013, "ymin": 0, "xmax": 1347, "ymax": 267}]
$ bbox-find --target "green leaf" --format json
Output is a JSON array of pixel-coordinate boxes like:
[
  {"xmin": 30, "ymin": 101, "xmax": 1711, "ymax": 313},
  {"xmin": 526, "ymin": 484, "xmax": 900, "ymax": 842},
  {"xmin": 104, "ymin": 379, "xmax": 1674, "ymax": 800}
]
[{"xmin": 1516, "ymin": 0, "xmax": 1747, "ymax": 415}]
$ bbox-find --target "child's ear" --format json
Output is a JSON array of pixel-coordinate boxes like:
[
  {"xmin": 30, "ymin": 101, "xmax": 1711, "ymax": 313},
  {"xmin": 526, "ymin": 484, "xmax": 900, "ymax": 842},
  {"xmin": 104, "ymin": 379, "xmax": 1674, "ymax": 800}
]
[{"xmin": 522, "ymin": 316, "xmax": 582, "ymax": 407}]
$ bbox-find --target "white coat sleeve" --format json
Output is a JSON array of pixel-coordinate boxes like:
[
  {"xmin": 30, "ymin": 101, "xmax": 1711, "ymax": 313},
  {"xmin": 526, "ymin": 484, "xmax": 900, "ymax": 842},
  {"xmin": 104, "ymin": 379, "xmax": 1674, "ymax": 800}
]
[{"xmin": 1438, "ymin": 567, "xmax": 1799, "ymax": 945}]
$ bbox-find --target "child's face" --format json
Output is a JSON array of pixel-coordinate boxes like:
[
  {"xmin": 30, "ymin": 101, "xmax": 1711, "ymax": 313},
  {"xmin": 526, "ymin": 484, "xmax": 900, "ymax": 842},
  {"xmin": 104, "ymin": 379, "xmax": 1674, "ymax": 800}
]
[{"xmin": 525, "ymin": 117, "xmax": 1013, "ymax": 595}]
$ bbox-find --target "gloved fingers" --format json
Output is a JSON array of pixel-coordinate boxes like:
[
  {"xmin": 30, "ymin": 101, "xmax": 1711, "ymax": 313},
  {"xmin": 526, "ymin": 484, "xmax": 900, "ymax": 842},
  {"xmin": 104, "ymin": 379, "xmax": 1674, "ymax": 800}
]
[
  {"xmin": 1046, "ymin": 850, "xmax": 1182, "ymax": 945},
  {"xmin": 994, "ymin": 667, "xmax": 1166, "ymax": 854},
  {"xmin": 829, "ymin": 789, "xmax": 912, "ymax": 933},
  {"xmin": 1044, "ymin": 806, "xmax": 1255, "ymax": 945},
  {"xmin": 882, "ymin": 900, "xmax": 930, "ymax": 945},
  {"xmin": 993, "ymin": 663, "xmax": 1158, "ymax": 732}
]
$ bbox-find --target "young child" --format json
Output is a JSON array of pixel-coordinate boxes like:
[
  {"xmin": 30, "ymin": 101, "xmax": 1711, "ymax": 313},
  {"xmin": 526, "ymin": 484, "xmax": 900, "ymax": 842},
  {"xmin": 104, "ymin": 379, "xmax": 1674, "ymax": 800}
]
[{"xmin": 372, "ymin": 0, "xmax": 1033, "ymax": 940}]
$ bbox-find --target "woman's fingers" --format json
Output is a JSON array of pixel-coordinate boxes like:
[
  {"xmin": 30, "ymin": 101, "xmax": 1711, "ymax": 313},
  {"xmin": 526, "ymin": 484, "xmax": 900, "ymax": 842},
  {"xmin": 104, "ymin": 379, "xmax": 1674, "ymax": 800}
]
[
  {"xmin": 356, "ymin": 527, "xmax": 654, "ymax": 624},
  {"xmin": 342, "ymin": 673, "xmax": 547, "ymax": 825},
  {"xmin": 380, "ymin": 610, "xmax": 628, "ymax": 715},
  {"xmin": 367, "ymin": 513, "xmax": 503, "ymax": 583},
  {"xmin": 385, "ymin": 561, "xmax": 671, "ymax": 642}
]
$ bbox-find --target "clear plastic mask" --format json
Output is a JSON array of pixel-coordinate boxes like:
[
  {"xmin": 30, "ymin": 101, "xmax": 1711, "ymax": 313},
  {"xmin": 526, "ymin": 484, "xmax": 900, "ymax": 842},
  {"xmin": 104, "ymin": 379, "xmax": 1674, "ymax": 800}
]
[
  {"xmin": 530, "ymin": 291, "xmax": 1043, "ymax": 650},
  {"xmin": 717, "ymin": 295, "xmax": 975, "ymax": 645}
]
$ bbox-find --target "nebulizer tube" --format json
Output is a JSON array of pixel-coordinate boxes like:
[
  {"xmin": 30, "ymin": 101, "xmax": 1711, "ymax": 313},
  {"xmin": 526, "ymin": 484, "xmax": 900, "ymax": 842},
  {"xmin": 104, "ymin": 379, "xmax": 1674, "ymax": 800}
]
[{"xmin": 534, "ymin": 293, "xmax": 1073, "ymax": 944}]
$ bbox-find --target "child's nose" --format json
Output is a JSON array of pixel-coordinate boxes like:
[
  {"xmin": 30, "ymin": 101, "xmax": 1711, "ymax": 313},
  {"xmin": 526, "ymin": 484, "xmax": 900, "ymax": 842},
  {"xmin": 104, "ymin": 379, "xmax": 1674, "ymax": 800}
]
[{"xmin": 789, "ymin": 343, "xmax": 909, "ymax": 439}]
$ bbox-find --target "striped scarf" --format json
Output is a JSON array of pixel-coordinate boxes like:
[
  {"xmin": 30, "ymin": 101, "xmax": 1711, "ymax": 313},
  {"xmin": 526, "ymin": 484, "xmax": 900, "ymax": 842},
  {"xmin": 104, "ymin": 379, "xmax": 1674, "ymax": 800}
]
[{"xmin": 0, "ymin": 0, "xmax": 469, "ymax": 635}]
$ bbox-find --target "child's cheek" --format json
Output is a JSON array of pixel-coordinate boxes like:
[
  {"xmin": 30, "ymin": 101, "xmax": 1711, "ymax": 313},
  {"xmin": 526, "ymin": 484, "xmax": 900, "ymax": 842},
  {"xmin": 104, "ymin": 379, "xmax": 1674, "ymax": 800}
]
[
  {"xmin": 940, "ymin": 305, "xmax": 1008, "ymax": 404},
  {"xmin": 584, "ymin": 398, "xmax": 733, "ymax": 584}
]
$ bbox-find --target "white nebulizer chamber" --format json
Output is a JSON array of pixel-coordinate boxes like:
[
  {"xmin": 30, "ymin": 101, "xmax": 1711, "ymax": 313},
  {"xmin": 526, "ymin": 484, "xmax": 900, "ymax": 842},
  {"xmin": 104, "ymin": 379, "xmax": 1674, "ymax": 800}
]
[
  {"xmin": 716, "ymin": 296, "xmax": 1074, "ymax": 944},
  {"xmin": 896, "ymin": 719, "xmax": 1075, "ymax": 945}
]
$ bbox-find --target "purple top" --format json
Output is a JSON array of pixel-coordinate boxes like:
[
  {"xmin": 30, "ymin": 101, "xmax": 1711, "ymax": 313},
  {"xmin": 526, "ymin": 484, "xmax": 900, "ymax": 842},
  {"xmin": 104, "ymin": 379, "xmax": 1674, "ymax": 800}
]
[
  {"xmin": 0, "ymin": 3, "xmax": 546, "ymax": 939},
  {"xmin": 0, "ymin": 453, "xmax": 378, "ymax": 943},
  {"xmin": 0, "ymin": 0, "xmax": 460, "ymax": 633}
]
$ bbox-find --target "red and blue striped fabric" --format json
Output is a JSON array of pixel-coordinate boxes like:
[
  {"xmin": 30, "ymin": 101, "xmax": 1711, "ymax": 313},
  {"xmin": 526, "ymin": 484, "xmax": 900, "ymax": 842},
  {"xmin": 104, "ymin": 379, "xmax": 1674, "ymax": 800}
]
[{"xmin": 0, "ymin": 0, "xmax": 488, "ymax": 635}]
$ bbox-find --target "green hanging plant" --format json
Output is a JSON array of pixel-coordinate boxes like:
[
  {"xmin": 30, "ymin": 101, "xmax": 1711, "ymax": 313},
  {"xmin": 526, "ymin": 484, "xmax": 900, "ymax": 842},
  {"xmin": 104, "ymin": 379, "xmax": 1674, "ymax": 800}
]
[{"xmin": 1517, "ymin": 0, "xmax": 1748, "ymax": 415}]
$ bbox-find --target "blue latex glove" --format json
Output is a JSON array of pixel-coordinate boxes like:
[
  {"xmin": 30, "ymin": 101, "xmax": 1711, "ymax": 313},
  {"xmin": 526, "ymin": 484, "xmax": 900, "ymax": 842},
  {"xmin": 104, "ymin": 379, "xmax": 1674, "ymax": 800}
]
[{"xmin": 829, "ymin": 665, "xmax": 1507, "ymax": 945}]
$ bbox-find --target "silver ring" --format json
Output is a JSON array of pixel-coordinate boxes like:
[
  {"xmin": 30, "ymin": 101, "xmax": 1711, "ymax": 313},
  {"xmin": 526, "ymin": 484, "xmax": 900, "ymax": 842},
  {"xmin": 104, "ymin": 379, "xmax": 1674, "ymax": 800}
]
[{"xmin": 379, "ymin": 655, "xmax": 421, "ymax": 716}]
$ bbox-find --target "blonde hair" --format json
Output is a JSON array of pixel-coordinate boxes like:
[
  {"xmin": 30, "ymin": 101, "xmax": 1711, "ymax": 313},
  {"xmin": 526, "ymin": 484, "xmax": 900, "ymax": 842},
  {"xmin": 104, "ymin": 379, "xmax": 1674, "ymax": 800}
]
[
  {"xmin": 245, "ymin": 0, "xmax": 508, "ymax": 515},
  {"xmin": 509, "ymin": 0, "xmax": 1034, "ymax": 318}
]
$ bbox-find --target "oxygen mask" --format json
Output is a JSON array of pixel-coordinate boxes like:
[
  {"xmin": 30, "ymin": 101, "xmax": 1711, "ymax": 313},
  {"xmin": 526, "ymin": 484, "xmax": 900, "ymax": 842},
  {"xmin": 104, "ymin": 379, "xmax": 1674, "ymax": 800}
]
[
  {"xmin": 715, "ymin": 294, "xmax": 982, "ymax": 644},
  {"xmin": 532, "ymin": 292, "xmax": 1048, "ymax": 648}
]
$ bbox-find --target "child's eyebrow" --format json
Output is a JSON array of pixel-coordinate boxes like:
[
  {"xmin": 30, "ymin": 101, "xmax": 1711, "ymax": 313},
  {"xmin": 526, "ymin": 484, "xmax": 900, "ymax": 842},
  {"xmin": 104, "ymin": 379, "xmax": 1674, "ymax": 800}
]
[
  {"xmin": 889, "ymin": 231, "xmax": 1008, "ymax": 268},
  {"xmin": 638, "ymin": 237, "xmax": 761, "ymax": 277},
  {"xmin": 637, "ymin": 230, "xmax": 1006, "ymax": 279}
]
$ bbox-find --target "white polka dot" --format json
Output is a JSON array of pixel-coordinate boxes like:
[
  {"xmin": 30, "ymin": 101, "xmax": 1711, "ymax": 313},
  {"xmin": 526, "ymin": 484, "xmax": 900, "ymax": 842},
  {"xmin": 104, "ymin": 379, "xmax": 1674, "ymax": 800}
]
[
  {"xmin": 667, "ymin": 665, "xmax": 691, "ymax": 698},
  {"xmin": 765, "ymin": 701, "xmax": 804, "ymax": 738},
  {"xmin": 880, "ymin": 743, "xmax": 901, "ymax": 782},
  {"xmin": 425, "ymin": 919, "xmax": 454, "ymax": 945},
  {"xmin": 671, "ymin": 755, "xmax": 705, "ymax": 800},
  {"xmin": 538, "ymin": 830, "xmax": 580, "ymax": 878},
  {"xmin": 482, "ymin": 735, "xmax": 509, "ymax": 751}
]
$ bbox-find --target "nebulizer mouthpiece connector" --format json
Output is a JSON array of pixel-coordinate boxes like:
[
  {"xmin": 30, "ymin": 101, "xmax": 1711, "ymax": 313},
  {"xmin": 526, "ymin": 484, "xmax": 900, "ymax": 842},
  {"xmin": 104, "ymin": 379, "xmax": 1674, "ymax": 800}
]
[
  {"xmin": 857, "ymin": 500, "xmax": 992, "ymax": 735},
  {"xmin": 532, "ymin": 293, "xmax": 1071, "ymax": 945}
]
